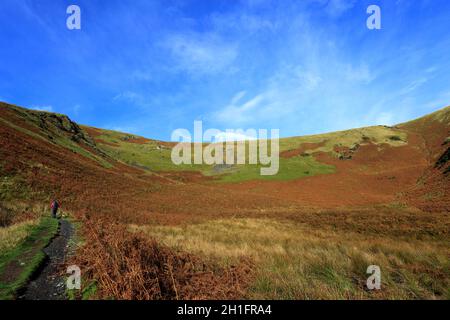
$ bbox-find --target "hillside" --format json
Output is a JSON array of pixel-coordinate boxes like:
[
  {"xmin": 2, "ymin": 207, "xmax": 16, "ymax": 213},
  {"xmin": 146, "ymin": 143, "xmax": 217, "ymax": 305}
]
[
  {"xmin": 0, "ymin": 101, "xmax": 449, "ymax": 300},
  {"xmin": 3, "ymin": 101, "xmax": 446, "ymax": 215},
  {"xmin": 85, "ymin": 113, "xmax": 429, "ymax": 186},
  {"xmin": 399, "ymin": 106, "xmax": 450, "ymax": 211}
]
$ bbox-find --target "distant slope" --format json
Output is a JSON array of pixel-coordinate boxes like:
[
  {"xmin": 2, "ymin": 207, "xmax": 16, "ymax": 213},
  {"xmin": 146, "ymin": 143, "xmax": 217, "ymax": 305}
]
[
  {"xmin": 399, "ymin": 106, "xmax": 450, "ymax": 211},
  {"xmin": 399, "ymin": 105, "xmax": 450, "ymax": 161},
  {"xmin": 1, "ymin": 101, "xmax": 449, "ymax": 210},
  {"xmin": 80, "ymin": 104, "xmax": 449, "ymax": 210},
  {"xmin": 85, "ymin": 120, "xmax": 412, "ymax": 183},
  {"xmin": 83, "ymin": 125, "xmax": 336, "ymax": 182},
  {"xmin": 81, "ymin": 125, "xmax": 201, "ymax": 172}
]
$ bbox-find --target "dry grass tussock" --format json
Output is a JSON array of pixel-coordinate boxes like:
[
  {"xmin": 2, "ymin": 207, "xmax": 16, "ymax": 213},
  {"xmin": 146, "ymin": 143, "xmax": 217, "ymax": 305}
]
[
  {"xmin": 0, "ymin": 219, "xmax": 38, "ymax": 254},
  {"xmin": 75, "ymin": 218, "xmax": 252, "ymax": 300},
  {"xmin": 133, "ymin": 218, "xmax": 450, "ymax": 299}
]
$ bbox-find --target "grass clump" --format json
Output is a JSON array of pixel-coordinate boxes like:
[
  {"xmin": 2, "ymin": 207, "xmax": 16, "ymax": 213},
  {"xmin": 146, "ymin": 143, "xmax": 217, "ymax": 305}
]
[
  {"xmin": 389, "ymin": 135, "xmax": 403, "ymax": 141},
  {"xmin": 0, "ymin": 220, "xmax": 38, "ymax": 254},
  {"xmin": 0, "ymin": 205, "xmax": 13, "ymax": 227},
  {"xmin": 0, "ymin": 176, "xmax": 29, "ymax": 202},
  {"xmin": 67, "ymin": 280, "xmax": 97, "ymax": 300}
]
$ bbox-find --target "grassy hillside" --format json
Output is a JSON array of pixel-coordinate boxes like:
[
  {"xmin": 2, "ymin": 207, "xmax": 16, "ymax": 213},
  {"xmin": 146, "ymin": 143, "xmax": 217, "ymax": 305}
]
[
  {"xmin": 398, "ymin": 106, "xmax": 450, "ymax": 211},
  {"xmin": 81, "ymin": 126, "xmax": 211, "ymax": 172},
  {"xmin": 280, "ymin": 125, "xmax": 408, "ymax": 156},
  {"xmin": 1, "ymin": 102, "xmax": 448, "ymax": 193},
  {"xmin": 399, "ymin": 105, "xmax": 450, "ymax": 160},
  {"xmin": 0, "ymin": 103, "xmax": 112, "ymax": 169},
  {"xmin": 0, "ymin": 101, "xmax": 449, "ymax": 300},
  {"xmin": 84, "ymin": 121, "xmax": 412, "ymax": 183}
]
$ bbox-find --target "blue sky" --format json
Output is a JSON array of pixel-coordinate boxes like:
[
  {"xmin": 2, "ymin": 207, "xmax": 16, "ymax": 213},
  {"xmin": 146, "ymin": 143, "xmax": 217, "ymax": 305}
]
[{"xmin": 0, "ymin": 0, "xmax": 449, "ymax": 141}]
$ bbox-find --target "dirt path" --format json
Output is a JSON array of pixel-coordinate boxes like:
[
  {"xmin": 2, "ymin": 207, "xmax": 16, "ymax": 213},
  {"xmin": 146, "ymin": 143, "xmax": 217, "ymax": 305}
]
[{"xmin": 19, "ymin": 219, "xmax": 74, "ymax": 300}]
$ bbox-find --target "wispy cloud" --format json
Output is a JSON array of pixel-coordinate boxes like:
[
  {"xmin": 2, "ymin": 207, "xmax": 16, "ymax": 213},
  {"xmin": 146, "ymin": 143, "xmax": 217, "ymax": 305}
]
[
  {"xmin": 72, "ymin": 104, "xmax": 81, "ymax": 117},
  {"xmin": 213, "ymin": 63, "xmax": 325, "ymax": 127},
  {"xmin": 113, "ymin": 91, "xmax": 152, "ymax": 109},
  {"xmin": 398, "ymin": 78, "xmax": 429, "ymax": 95},
  {"xmin": 231, "ymin": 91, "xmax": 247, "ymax": 105},
  {"xmin": 16, "ymin": 1, "xmax": 57, "ymax": 39},
  {"xmin": 1, "ymin": 0, "xmax": 449, "ymax": 140},
  {"xmin": 345, "ymin": 64, "xmax": 376, "ymax": 84},
  {"xmin": 210, "ymin": 12, "xmax": 278, "ymax": 34},
  {"xmin": 30, "ymin": 105, "xmax": 53, "ymax": 112},
  {"xmin": 215, "ymin": 93, "xmax": 265, "ymax": 124},
  {"xmin": 324, "ymin": 0, "xmax": 357, "ymax": 17},
  {"xmin": 162, "ymin": 32, "xmax": 239, "ymax": 75},
  {"xmin": 215, "ymin": 131, "xmax": 258, "ymax": 142}
]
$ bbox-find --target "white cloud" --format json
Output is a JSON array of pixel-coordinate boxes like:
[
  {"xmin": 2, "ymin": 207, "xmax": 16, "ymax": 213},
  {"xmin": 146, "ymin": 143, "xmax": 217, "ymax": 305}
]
[
  {"xmin": 300, "ymin": 72, "xmax": 323, "ymax": 90},
  {"xmin": 210, "ymin": 12, "xmax": 277, "ymax": 34},
  {"xmin": 398, "ymin": 78, "xmax": 428, "ymax": 95},
  {"xmin": 213, "ymin": 64, "xmax": 324, "ymax": 127},
  {"xmin": 345, "ymin": 64, "xmax": 376, "ymax": 84},
  {"xmin": 17, "ymin": 2, "xmax": 57, "ymax": 39},
  {"xmin": 422, "ymin": 91, "xmax": 450, "ymax": 111},
  {"xmin": 373, "ymin": 112, "xmax": 395, "ymax": 126},
  {"xmin": 425, "ymin": 66, "xmax": 437, "ymax": 74},
  {"xmin": 113, "ymin": 91, "xmax": 151, "ymax": 109},
  {"xmin": 325, "ymin": 0, "xmax": 357, "ymax": 17},
  {"xmin": 30, "ymin": 105, "xmax": 53, "ymax": 112},
  {"xmin": 231, "ymin": 91, "xmax": 247, "ymax": 105},
  {"xmin": 162, "ymin": 33, "xmax": 238, "ymax": 75},
  {"xmin": 73, "ymin": 104, "xmax": 81, "ymax": 116},
  {"xmin": 215, "ymin": 93, "xmax": 265, "ymax": 124},
  {"xmin": 215, "ymin": 131, "xmax": 258, "ymax": 142}
]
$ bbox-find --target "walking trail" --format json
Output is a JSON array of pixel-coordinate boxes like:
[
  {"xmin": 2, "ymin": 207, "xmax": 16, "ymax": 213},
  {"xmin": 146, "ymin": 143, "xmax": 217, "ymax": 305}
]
[{"xmin": 19, "ymin": 219, "xmax": 74, "ymax": 300}]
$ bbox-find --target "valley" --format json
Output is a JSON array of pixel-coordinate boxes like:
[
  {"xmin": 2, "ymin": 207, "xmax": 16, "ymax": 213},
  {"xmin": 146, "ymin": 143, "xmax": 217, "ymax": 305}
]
[{"xmin": 0, "ymin": 102, "xmax": 449, "ymax": 299}]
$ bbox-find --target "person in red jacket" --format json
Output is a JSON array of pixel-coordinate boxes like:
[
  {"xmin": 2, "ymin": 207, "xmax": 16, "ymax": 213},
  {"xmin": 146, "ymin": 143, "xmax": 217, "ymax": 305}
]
[{"xmin": 51, "ymin": 199, "xmax": 60, "ymax": 218}]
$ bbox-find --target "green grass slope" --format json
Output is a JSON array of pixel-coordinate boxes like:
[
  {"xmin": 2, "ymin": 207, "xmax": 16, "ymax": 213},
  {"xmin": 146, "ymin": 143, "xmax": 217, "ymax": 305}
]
[
  {"xmin": 81, "ymin": 126, "xmax": 211, "ymax": 172},
  {"xmin": 85, "ymin": 122, "xmax": 411, "ymax": 183},
  {"xmin": 2, "ymin": 101, "xmax": 448, "ymax": 184}
]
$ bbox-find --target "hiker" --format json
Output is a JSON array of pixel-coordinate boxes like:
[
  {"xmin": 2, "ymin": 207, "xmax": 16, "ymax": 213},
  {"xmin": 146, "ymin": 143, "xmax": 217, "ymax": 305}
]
[{"xmin": 51, "ymin": 199, "xmax": 60, "ymax": 218}]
